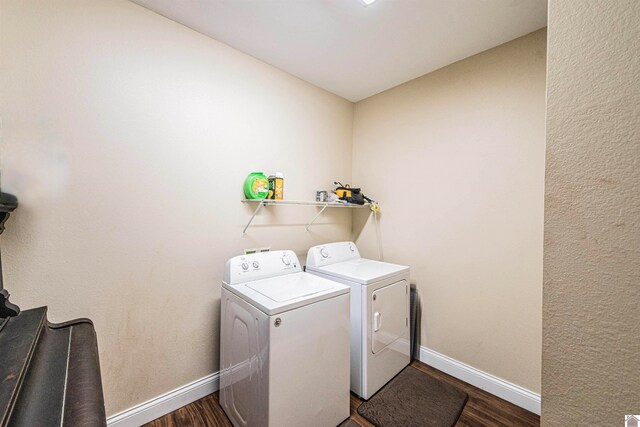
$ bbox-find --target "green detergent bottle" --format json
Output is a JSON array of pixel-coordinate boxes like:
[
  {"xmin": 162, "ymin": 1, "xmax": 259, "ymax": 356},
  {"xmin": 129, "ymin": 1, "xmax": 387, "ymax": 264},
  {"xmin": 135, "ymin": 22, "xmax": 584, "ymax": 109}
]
[{"xmin": 244, "ymin": 172, "xmax": 269, "ymax": 199}]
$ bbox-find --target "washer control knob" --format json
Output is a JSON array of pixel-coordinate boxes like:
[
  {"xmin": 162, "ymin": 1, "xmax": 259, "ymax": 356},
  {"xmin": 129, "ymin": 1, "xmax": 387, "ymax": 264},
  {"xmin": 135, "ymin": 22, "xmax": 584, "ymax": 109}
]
[
  {"xmin": 320, "ymin": 248, "xmax": 329, "ymax": 258},
  {"xmin": 282, "ymin": 255, "xmax": 291, "ymax": 266},
  {"xmin": 252, "ymin": 261, "xmax": 260, "ymax": 269},
  {"xmin": 348, "ymin": 244, "xmax": 355, "ymax": 252},
  {"xmin": 241, "ymin": 262, "xmax": 249, "ymax": 271}
]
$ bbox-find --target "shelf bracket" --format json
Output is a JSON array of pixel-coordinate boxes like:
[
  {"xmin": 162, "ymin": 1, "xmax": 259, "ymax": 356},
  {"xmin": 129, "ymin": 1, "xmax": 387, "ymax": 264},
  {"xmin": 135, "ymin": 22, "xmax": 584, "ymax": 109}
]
[
  {"xmin": 242, "ymin": 200, "xmax": 266, "ymax": 235},
  {"xmin": 305, "ymin": 203, "xmax": 329, "ymax": 231}
]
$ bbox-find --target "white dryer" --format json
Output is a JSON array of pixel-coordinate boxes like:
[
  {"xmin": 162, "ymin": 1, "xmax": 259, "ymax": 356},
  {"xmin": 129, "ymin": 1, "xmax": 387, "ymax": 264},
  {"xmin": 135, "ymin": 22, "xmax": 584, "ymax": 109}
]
[
  {"xmin": 220, "ymin": 250, "xmax": 350, "ymax": 427},
  {"xmin": 306, "ymin": 242, "xmax": 410, "ymax": 400}
]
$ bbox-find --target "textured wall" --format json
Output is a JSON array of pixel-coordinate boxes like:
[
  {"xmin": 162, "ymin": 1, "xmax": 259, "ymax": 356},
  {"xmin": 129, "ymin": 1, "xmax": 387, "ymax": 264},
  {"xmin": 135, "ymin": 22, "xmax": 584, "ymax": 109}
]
[
  {"xmin": 543, "ymin": 1, "xmax": 640, "ymax": 424},
  {"xmin": 352, "ymin": 30, "xmax": 546, "ymax": 393},
  {"xmin": 0, "ymin": 0, "xmax": 353, "ymax": 416}
]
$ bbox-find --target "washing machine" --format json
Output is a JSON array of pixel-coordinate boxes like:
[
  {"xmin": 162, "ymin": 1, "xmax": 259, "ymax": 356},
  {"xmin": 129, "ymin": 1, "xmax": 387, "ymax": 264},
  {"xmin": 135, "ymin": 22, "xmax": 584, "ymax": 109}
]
[
  {"xmin": 306, "ymin": 242, "xmax": 410, "ymax": 400},
  {"xmin": 219, "ymin": 250, "xmax": 350, "ymax": 427}
]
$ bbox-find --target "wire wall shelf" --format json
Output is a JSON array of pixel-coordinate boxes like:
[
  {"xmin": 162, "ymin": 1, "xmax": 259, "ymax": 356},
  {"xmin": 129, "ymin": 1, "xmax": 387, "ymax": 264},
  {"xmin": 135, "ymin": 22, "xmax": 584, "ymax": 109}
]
[{"xmin": 241, "ymin": 199, "xmax": 370, "ymax": 235}]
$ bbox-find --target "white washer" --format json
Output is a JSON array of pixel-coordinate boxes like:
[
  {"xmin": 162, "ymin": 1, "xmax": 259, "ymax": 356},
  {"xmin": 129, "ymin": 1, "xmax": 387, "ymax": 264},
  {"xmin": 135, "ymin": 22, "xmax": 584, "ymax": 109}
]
[
  {"xmin": 220, "ymin": 250, "xmax": 350, "ymax": 427},
  {"xmin": 306, "ymin": 242, "xmax": 410, "ymax": 400}
]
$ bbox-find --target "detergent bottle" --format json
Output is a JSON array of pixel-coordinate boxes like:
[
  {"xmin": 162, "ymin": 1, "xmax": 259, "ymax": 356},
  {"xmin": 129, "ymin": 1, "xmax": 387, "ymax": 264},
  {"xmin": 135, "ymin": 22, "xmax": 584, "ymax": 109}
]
[{"xmin": 244, "ymin": 172, "xmax": 269, "ymax": 199}]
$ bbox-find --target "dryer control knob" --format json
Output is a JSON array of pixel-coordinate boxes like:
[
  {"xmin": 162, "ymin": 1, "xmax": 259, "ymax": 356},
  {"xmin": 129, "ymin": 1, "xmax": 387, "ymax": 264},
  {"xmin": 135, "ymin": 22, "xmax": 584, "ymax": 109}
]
[
  {"xmin": 252, "ymin": 261, "xmax": 260, "ymax": 269},
  {"xmin": 241, "ymin": 262, "xmax": 249, "ymax": 271},
  {"xmin": 320, "ymin": 248, "xmax": 329, "ymax": 258},
  {"xmin": 282, "ymin": 255, "xmax": 291, "ymax": 265}
]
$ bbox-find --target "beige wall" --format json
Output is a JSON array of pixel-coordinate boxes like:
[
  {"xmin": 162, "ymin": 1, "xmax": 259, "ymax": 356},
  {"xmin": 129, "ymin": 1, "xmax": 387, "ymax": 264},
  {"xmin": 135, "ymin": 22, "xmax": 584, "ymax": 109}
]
[
  {"xmin": 0, "ymin": 0, "xmax": 353, "ymax": 416},
  {"xmin": 543, "ymin": 1, "xmax": 640, "ymax": 424},
  {"xmin": 352, "ymin": 30, "xmax": 546, "ymax": 393},
  {"xmin": 1, "ymin": 0, "xmax": 551, "ymax": 417}
]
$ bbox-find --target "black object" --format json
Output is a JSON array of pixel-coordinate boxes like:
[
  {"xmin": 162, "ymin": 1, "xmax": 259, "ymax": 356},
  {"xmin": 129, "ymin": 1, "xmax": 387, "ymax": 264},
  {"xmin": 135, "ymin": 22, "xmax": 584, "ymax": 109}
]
[
  {"xmin": 0, "ymin": 191, "xmax": 106, "ymax": 425},
  {"xmin": 0, "ymin": 192, "xmax": 19, "ymax": 318},
  {"xmin": 410, "ymin": 285, "xmax": 421, "ymax": 360},
  {"xmin": 334, "ymin": 182, "xmax": 372, "ymax": 205},
  {"xmin": 0, "ymin": 307, "xmax": 106, "ymax": 426},
  {"xmin": 0, "ymin": 192, "xmax": 17, "ymax": 233},
  {"xmin": 343, "ymin": 190, "xmax": 365, "ymax": 205}
]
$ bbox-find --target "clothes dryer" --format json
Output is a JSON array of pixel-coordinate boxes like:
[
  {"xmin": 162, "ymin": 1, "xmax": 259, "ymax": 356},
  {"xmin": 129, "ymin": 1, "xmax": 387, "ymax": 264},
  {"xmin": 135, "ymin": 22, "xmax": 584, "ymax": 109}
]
[{"xmin": 307, "ymin": 242, "xmax": 410, "ymax": 400}]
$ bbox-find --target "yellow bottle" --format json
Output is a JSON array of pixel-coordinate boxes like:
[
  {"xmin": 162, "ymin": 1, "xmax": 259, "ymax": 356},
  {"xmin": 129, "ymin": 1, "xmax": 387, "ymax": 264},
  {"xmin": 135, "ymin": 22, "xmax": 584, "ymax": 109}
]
[
  {"xmin": 268, "ymin": 173, "xmax": 284, "ymax": 200},
  {"xmin": 273, "ymin": 172, "xmax": 284, "ymax": 200}
]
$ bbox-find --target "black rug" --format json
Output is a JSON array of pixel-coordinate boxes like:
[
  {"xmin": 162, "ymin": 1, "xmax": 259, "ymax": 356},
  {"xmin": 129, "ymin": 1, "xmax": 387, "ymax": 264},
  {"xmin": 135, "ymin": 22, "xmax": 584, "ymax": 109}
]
[{"xmin": 357, "ymin": 366, "xmax": 468, "ymax": 427}]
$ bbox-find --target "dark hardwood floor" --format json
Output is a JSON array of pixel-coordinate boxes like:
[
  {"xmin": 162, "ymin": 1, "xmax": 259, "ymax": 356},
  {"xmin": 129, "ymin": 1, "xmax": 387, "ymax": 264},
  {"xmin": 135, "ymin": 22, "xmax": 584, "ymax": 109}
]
[{"xmin": 144, "ymin": 360, "xmax": 539, "ymax": 427}]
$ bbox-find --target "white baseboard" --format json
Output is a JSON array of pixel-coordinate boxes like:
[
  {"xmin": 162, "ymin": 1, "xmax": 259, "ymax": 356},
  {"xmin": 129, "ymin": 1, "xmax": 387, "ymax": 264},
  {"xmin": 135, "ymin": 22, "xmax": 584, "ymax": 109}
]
[
  {"xmin": 418, "ymin": 346, "xmax": 541, "ymax": 415},
  {"xmin": 106, "ymin": 371, "xmax": 220, "ymax": 427},
  {"xmin": 106, "ymin": 347, "xmax": 540, "ymax": 426}
]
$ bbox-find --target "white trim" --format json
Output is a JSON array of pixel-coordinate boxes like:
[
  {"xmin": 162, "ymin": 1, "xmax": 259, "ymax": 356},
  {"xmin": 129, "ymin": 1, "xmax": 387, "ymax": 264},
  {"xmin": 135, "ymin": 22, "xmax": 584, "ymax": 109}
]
[
  {"xmin": 419, "ymin": 346, "xmax": 541, "ymax": 415},
  {"xmin": 106, "ymin": 371, "xmax": 220, "ymax": 427},
  {"xmin": 106, "ymin": 347, "xmax": 540, "ymax": 426}
]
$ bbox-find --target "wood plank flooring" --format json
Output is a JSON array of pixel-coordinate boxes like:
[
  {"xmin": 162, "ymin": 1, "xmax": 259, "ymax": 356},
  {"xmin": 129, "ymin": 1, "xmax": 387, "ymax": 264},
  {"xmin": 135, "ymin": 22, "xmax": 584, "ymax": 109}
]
[{"xmin": 144, "ymin": 360, "xmax": 539, "ymax": 427}]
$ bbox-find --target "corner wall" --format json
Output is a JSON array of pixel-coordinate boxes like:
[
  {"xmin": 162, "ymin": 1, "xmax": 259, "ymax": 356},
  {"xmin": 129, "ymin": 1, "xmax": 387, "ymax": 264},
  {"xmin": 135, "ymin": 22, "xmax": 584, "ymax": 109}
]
[
  {"xmin": 543, "ymin": 1, "xmax": 640, "ymax": 424},
  {"xmin": 1, "ymin": 0, "xmax": 552, "ymax": 417},
  {"xmin": 0, "ymin": 0, "xmax": 353, "ymax": 416},
  {"xmin": 352, "ymin": 29, "xmax": 546, "ymax": 394}
]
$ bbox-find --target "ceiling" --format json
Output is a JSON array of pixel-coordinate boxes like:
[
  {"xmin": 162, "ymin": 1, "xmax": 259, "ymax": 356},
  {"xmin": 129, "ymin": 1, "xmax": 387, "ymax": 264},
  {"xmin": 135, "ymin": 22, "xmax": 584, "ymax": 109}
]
[{"xmin": 131, "ymin": 0, "xmax": 547, "ymax": 102}]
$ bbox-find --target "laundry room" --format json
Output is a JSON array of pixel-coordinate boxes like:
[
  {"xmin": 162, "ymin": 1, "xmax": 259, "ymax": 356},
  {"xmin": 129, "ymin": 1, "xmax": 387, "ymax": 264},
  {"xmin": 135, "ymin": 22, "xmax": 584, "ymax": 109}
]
[{"xmin": 1, "ymin": 1, "xmax": 638, "ymax": 426}]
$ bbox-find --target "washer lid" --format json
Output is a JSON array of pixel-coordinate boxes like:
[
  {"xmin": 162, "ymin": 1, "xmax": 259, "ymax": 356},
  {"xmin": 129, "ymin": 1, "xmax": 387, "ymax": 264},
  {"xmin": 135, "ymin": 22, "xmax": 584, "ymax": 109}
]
[
  {"xmin": 246, "ymin": 274, "xmax": 333, "ymax": 302},
  {"xmin": 308, "ymin": 259, "xmax": 409, "ymax": 285},
  {"xmin": 223, "ymin": 272, "xmax": 349, "ymax": 315}
]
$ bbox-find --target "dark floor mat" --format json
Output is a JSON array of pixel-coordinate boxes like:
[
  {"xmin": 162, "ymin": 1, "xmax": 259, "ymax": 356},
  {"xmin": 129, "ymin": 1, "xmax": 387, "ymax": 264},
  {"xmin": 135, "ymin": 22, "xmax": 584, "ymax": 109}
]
[{"xmin": 357, "ymin": 366, "xmax": 468, "ymax": 427}]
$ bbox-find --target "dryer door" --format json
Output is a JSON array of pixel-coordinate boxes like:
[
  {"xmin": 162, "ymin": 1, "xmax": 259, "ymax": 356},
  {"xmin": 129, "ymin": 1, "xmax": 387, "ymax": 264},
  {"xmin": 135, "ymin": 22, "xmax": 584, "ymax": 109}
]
[{"xmin": 371, "ymin": 280, "xmax": 408, "ymax": 354}]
